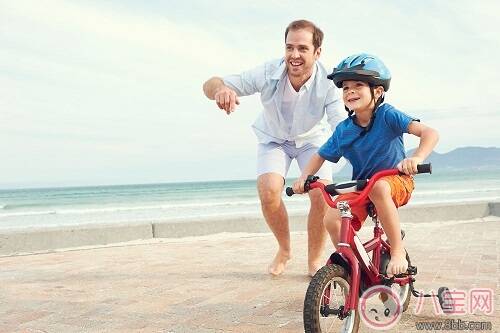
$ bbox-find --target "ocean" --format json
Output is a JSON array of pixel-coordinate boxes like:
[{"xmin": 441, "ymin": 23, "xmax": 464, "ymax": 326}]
[{"xmin": 1, "ymin": 169, "xmax": 500, "ymax": 230}]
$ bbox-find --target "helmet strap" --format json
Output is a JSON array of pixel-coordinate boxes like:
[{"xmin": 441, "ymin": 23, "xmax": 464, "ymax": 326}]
[
  {"xmin": 353, "ymin": 86, "xmax": 383, "ymax": 136},
  {"xmin": 346, "ymin": 85, "xmax": 385, "ymax": 126},
  {"xmin": 370, "ymin": 85, "xmax": 385, "ymax": 111},
  {"xmin": 345, "ymin": 106, "xmax": 354, "ymax": 118}
]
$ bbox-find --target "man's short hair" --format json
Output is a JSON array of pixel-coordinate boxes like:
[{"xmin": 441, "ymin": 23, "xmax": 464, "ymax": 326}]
[{"xmin": 285, "ymin": 20, "xmax": 324, "ymax": 50}]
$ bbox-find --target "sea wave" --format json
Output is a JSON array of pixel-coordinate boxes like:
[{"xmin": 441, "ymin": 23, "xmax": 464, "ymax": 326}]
[
  {"xmin": 409, "ymin": 195, "xmax": 500, "ymax": 205},
  {"xmin": 414, "ymin": 187, "xmax": 500, "ymax": 196},
  {"xmin": 1, "ymin": 203, "xmax": 57, "ymax": 210},
  {"xmin": 0, "ymin": 210, "xmax": 57, "ymax": 217},
  {"xmin": 1, "ymin": 187, "xmax": 499, "ymax": 219},
  {"xmin": 0, "ymin": 199, "xmax": 271, "ymax": 218}
]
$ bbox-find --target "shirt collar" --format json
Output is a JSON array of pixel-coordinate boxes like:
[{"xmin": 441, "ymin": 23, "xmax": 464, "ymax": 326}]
[
  {"xmin": 271, "ymin": 59, "xmax": 318, "ymax": 92},
  {"xmin": 302, "ymin": 63, "xmax": 317, "ymax": 91},
  {"xmin": 271, "ymin": 59, "xmax": 287, "ymax": 80}
]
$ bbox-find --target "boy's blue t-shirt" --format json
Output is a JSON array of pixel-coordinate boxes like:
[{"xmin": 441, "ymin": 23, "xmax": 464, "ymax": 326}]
[{"xmin": 318, "ymin": 103, "xmax": 418, "ymax": 180}]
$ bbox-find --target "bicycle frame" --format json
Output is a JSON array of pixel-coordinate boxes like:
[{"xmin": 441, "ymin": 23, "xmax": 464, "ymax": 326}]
[{"xmin": 309, "ymin": 169, "xmax": 413, "ymax": 317}]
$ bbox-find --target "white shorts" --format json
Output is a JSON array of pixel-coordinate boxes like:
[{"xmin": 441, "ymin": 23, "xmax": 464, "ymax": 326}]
[{"xmin": 257, "ymin": 141, "xmax": 333, "ymax": 180}]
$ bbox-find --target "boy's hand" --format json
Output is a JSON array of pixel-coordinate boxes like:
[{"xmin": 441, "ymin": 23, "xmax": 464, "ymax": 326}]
[
  {"xmin": 397, "ymin": 157, "xmax": 423, "ymax": 175},
  {"xmin": 292, "ymin": 176, "xmax": 308, "ymax": 194}
]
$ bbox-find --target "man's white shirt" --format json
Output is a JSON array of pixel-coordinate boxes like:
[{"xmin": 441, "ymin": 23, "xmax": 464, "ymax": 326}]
[{"xmin": 223, "ymin": 58, "xmax": 345, "ymax": 148}]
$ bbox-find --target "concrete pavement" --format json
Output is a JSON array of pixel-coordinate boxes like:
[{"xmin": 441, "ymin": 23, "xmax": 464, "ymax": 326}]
[{"xmin": 0, "ymin": 217, "xmax": 499, "ymax": 332}]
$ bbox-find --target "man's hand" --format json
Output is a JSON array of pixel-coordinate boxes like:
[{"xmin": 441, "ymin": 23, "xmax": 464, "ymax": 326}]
[
  {"xmin": 397, "ymin": 157, "xmax": 423, "ymax": 175},
  {"xmin": 214, "ymin": 86, "xmax": 240, "ymax": 115},
  {"xmin": 292, "ymin": 176, "xmax": 308, "ymax": 194}
]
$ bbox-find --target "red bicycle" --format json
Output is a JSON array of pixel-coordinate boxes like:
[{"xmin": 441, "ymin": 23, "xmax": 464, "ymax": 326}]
[{"xmin": 286, "ymin": 164, "xmax": 450, "ymax": 333}]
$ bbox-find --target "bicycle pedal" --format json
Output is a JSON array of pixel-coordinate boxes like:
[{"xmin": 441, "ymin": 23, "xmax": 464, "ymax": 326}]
[{"xmin": 407, "ymin": 265, "xmax": 417, "ymax": 275}]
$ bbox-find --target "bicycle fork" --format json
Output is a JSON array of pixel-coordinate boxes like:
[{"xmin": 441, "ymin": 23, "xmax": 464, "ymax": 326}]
[{"xmin": 328, "ymin": 201, "xmax": 363, "ymax": 319}]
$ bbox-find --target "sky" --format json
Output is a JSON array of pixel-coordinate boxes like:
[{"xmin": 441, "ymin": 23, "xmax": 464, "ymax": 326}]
[{"xmin": 1, "ymin": 0, "xmax": 499, "ymax": 188}]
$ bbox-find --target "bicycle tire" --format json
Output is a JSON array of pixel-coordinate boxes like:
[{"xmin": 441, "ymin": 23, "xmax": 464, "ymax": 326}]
[
  {"xmin": 381, "ymin": 251, "xmax": 412, "ymax": 312},
  {"xmin": 304, "ymin": 264, "xmax": 360, "ymax": 333},
  {"xmin": 400, "ymin": 251, "xmax": 412, "ymax": 312}
]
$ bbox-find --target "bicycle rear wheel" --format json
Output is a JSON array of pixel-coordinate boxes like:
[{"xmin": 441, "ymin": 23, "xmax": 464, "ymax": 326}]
[
  {"xmin": 304, "ymin": 265, "xmax": 360, "ymax": 333},
  {"xmin": 397, "ymin": 251, "xmax": 412, "ymax": 311},
  {"xmin": 380, "ymin": 251, "xmax": 412, "ymax": 312}
]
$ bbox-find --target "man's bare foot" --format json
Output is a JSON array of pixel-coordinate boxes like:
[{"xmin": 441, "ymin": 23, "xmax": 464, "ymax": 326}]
[
  {"xmin": 268, "ymin": 250, "xmax": 291, "ymax": 276},
  {"xmin": 308, "ymin": 261, "xmax": 323, "ymax": 277},
  {"xmin": 387, "ymin": 251, "xmax": 408, "ymax": 276}
]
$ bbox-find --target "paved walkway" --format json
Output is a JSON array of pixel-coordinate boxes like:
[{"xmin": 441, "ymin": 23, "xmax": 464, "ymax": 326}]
[{"xmin": 0, "ymin": 217, "xmax": 499, "ymax": 332}]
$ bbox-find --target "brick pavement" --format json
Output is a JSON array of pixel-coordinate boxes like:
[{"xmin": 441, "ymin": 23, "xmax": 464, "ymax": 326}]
[{"xmin": 0, "ymin": 217, "xmax": 498, "ymax": 332}]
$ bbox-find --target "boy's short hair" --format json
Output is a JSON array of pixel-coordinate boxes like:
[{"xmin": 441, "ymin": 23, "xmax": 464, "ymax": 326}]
[{"xmin": 285, "ymin": 20, "xmax": 323, "ymax": 50}]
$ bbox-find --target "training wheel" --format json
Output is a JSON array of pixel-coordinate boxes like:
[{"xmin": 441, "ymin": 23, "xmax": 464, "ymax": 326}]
[{"xmin": 437, "ymin": 287, "xmax": 452, "ymax": 313}]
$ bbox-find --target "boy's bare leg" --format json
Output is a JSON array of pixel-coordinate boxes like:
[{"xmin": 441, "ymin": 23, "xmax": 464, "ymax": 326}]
[
  {"xmin": 307, "ymin": 188, "xmax": 328, "ymax": 276},
  {"xmin": 369, "ymin": 180, "xmax": 408, "ymax": 276},
  {"xmin": 323, "ymin": 208, "xmax": 342, "ymax": 248},
  {"xmin": 257, "ymin": 173, "xmax": 291, "ymax": 276}
]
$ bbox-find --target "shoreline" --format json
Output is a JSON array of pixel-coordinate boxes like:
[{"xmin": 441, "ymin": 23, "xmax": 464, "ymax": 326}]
[{"xmin": 1, "ymin": 200, "xmax": 499, "ymax": 256}]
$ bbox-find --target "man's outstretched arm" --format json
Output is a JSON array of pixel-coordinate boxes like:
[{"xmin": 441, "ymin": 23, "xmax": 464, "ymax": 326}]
[
  {"xmin": 203, "ymin": 77, "xmax": 240, "ymax": 114},
  {"xmin": 203, "ymin": 77, "xmax": 224, "ymax": 99}
]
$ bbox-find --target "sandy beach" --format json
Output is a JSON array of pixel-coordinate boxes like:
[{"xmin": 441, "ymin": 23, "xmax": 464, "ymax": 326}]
[{"xmin": 0, "ymin": 202, "xmax": 499, "ymax": 332}]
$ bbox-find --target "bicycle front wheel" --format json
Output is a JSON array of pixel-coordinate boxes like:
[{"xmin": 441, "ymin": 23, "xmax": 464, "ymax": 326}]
[{"xmin": 303, "ymin": 265, "xmax": 360, "ymax": 333}]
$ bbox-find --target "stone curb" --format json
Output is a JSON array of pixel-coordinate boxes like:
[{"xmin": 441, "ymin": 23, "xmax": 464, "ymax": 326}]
[{"xmin": 1, "ymin": 201, "xmax": 498, "ymax": 256}]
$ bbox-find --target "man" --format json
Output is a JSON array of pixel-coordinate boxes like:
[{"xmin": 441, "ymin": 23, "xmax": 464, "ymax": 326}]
[{"xmin": 203, "ymin": 20, "xmax": 344, "ymax": 276}]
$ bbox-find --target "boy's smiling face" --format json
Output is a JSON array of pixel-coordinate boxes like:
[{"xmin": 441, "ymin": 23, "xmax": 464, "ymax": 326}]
[{"xmin": 342, "ymin": 80, "xmax": 384, "ymax": 113}]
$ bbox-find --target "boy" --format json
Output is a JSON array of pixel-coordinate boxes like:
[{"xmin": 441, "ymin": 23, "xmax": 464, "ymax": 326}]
[{"xmin": 292, "ymin": 53, "xmax": 439, "ymax": 276}]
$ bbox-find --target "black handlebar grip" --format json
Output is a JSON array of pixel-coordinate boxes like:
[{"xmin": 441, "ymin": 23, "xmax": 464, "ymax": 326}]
[
  {"xmin": 417, "ymin": 163, "xmax": 432, "ymax": 174},
  {"xmin": 285, "ymin": 187, "xmax": 294, "ymax": 197}
]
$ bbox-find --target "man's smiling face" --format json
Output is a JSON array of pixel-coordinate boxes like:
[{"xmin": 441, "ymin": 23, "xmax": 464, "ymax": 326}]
[{"xmin": 285, "ymin": 28, "xmax": 320, "ymax": 81}]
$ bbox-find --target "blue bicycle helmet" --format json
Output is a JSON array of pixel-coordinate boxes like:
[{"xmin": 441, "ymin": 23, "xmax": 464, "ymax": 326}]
[{"xmin": 327, "ymin": 53, "xmax": 391, "ymax": 91}]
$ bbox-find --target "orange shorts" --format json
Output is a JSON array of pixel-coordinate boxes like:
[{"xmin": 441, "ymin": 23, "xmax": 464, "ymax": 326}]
[{"xmin": 333, "ymin": 175, "xmax": 415, "ymax": 231}]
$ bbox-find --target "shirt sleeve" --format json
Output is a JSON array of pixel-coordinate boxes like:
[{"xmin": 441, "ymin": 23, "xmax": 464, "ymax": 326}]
[
  {"xmin": 318, "ymin": 131, "xmax": 342, "ymax": 163},
  {"xmin": 384, "ymin": 107, "xmax": 419, "ymax": 135},
  {"xmin": 222, "ymin": 62, "xmax": 267, "ymax": 97},
  {"xmin": 324, "ymin": 86, "xmax": 346, "ymax": 131}
]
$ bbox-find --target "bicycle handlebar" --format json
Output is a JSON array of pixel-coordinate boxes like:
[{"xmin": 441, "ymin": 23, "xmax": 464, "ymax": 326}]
[
  {"xmin": 286, "ymin": 163, "xmax": 432, "ymax": 209},
  {"xmin": 416, "ymin": 163, "xmax": 432, "ymax": 174}
]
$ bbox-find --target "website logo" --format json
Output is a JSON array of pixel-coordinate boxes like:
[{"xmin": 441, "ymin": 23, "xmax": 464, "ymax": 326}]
[{"xmin": 359, "ymin": 285, "xmax": 402, "ymax": 330}]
